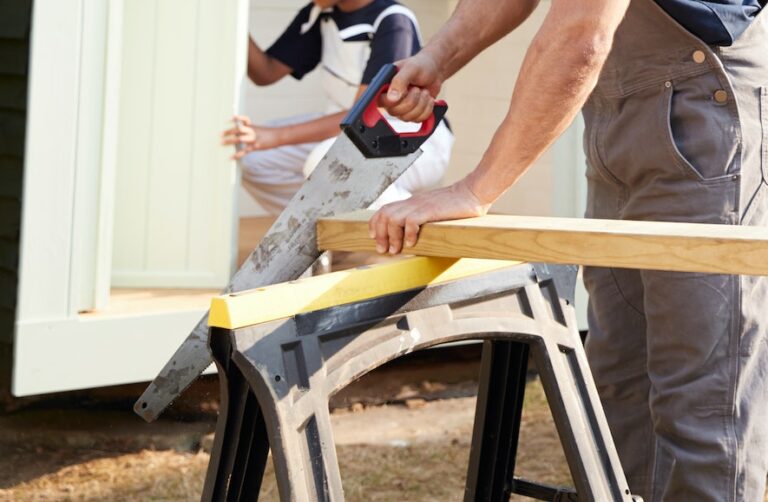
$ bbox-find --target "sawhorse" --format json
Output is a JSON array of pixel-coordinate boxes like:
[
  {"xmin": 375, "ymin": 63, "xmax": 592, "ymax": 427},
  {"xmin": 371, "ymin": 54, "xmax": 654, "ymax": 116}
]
[{"xmin": 201, "ymin": 257, "xmax": 638, "ymax": 501}]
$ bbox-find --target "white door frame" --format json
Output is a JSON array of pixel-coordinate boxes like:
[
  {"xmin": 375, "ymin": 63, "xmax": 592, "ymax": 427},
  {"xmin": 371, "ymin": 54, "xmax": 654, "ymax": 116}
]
[{"xmin": 14, "ymin": 0, "xmax": 247, "ymax": 396}]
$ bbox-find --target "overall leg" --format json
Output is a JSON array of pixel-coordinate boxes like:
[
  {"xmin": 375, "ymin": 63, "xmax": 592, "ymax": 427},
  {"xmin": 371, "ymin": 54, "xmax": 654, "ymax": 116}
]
[
  {"xmin": 718, "ymin": 22, "xmax": 768, "ymax": 500},
  {"xmin": 640, "ymin": 14, "xmax": 768, "ymax": 499},
  {"xmin": 583, "ymin": 266, "xmax": 651, "ymax": 496},
  {"xmin": 594, "ymin": 52, "xmax": 767, "ymax": 502},
  {"xmin": 582, "ymin": 1, "xmax": 768, "ymax": 499},
  {"xmin": 640, "ymin": 270, "xmax": 739, "ymax": 500},
  {"xmin": 582, "ymin": 158, "xmax": 653, "ymax": 496}
]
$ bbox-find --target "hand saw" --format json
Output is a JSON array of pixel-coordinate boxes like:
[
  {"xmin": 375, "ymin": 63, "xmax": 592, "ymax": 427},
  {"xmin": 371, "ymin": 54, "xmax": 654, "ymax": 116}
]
[{"xmin": 135, "ymin": 64, "xmax": 448, "ymax": 421}]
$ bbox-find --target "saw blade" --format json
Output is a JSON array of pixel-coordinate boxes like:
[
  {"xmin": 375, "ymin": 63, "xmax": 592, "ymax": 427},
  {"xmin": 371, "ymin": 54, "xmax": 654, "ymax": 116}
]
[{"xmin": 134, "ymin": 133, "xmax": 421, "ymax": 421}]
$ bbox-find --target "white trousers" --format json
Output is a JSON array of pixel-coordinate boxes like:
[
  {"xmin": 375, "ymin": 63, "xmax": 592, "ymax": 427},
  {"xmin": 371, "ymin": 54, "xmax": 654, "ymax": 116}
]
[{"xmin": 240, "ymin": 113, "xmax": 454, "ymax": 215}]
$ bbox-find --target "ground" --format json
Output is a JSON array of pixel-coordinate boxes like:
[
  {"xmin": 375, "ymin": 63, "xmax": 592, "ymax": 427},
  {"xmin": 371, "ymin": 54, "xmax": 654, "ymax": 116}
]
[
  {"xmin": 0, "ymin": 384, "xmax": 569, "ymax": 501},
  {"xmin": 2, "ymin": 348, "xmax": 766, "ymax": 501},
  {"xmin": 0, "ymin": 347, "xmax": 574, "ymax": 501}
]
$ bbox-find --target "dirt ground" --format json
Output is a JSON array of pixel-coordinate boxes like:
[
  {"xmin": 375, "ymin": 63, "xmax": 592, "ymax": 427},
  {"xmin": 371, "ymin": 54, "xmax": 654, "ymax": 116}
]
[
  {"xmin": 1, "ymin": 347, "xmax": 765, "ymax": 501},
  {"xmin": 0, "ymin": 379, "xmax": 569, "ymax": 502},
  {"xmin": 0, "ymin": 346, "xmax": 578, "ymax": 501}
]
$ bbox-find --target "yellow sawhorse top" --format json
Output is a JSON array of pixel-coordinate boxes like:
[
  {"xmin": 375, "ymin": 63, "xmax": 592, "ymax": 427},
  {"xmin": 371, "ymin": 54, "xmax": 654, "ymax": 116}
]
[{"xmin": 208, "ymin": 257, "xmax": 521, "ymax": 330}]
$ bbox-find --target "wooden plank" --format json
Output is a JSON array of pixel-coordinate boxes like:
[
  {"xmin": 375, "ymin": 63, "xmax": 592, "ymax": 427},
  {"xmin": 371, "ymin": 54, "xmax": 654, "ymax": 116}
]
[
  {"xmin": 209, "ymin": 256, "xmax": 520, "ymax": 329},
  {"xmin": 317, "ymin": 210, "xmax": 768, "ymax": 276}
]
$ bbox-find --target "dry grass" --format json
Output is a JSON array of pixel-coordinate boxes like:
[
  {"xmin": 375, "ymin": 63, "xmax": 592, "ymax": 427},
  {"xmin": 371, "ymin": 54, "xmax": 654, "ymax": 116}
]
[
  {"xmin": 3, "ymin": 374, "xmax": 766, "ymax": 501},
  {"xmin": 0, "ymin": 450, "xmax": 209, "ymax": 501},
  {"xmin": 0, "ymin": 380, "xmax": 571, "ymax": 501}
]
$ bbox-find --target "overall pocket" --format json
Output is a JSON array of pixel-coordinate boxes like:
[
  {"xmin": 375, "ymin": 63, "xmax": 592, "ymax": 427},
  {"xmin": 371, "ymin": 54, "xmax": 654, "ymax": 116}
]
[
  {"xmin": 661, "ymin": 73, "xmax": 741, "ymax": 182},
  {"xmin": 583, "ymin": 97, "xmax": 625, "ymax": 190}
]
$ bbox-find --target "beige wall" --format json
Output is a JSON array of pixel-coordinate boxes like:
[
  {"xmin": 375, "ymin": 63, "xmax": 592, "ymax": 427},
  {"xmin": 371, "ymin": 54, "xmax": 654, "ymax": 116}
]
[
  {"xmin": 241, "ymin": 1, "xmax": 572, "ymax": 218},
  {"xmin": 442, "ymin": 1, "xmax": 557, "ymax": 216}
]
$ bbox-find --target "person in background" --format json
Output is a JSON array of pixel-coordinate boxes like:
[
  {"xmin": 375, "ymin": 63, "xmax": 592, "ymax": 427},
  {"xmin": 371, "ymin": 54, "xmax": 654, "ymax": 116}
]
[{"xmin": 222, "ymin": 0, "xmax": 453, "ymax": 216}]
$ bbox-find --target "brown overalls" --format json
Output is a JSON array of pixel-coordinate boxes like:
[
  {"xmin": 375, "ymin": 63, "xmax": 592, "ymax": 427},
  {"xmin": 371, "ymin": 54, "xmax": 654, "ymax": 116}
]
[{"xmin": 582, "ymin": 0, "xmax": 768, "ymax": 500}]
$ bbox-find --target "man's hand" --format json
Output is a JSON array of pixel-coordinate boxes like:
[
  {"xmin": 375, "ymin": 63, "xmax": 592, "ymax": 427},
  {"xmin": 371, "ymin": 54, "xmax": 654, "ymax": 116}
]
[
  {"xmin": 369, "ymin": 180, "xmax": 491, "ymax": 255},
  {"xmin": 222, "ymin": 115, "xmax": 283, "ymax": 159},
  {"xmin": 379, "ymin": 52, "xmax": 443, "ymax": 123},
  {"xmin": 376, "ymin": 0, "xmax": 541, "ymax": 123}
]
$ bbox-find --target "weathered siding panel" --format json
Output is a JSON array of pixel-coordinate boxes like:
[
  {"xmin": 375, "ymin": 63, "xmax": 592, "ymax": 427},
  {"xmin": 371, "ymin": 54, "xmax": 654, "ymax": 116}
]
[{"xmin": 0, "ymin": 0, "xmax": 33, "ymax": 406}]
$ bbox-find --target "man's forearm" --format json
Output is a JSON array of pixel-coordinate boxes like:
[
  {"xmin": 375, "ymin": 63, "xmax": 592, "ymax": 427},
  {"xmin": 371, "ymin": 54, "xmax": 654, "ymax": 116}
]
[
  {"xmin": 464, "ymin": 0, "xmax": 629, "ymax": 203},
  {"xmin": 425, "ymin": 0, "xmax": 540, "ymax": 79}
]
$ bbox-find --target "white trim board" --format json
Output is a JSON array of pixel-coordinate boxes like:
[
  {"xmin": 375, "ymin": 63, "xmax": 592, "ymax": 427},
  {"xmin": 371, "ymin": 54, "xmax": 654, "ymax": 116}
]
[
  {"xmin": 13, "ymin": 310, "xmax": 215, "ymax": 396},
  {"xmin": 18, "ymin": 0, "xmax": 83, "ymax": 321}
]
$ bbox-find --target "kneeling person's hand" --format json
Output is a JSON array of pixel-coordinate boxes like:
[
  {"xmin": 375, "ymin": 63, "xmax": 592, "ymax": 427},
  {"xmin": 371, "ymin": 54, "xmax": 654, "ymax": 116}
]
[{"xmin": 222, "ymin": 115, "xmax": 283, "ymax": 160}]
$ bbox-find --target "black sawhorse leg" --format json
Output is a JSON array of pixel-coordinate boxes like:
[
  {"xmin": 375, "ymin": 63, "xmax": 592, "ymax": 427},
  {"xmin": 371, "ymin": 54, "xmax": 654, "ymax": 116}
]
[
  {"xmin": 467, "ymin": 340, "xmax": 579, "ymax": 502},
  {"xmin": 465, "ymin": 273, "xmax": 640, "ymax": 502},
  {"xmin": 466, "ymin": 340, "xmax": 535, "ymax": 501},
  {"xmin": 203, "ymin": 329, "xmax": 270, "ymax": 501}
]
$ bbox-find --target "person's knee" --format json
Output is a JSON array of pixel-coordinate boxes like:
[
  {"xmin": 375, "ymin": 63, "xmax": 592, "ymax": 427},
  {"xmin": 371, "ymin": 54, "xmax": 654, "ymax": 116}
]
[{"xmin": 241, "ymin": 150, "xmax": 271, "ymax": 174}]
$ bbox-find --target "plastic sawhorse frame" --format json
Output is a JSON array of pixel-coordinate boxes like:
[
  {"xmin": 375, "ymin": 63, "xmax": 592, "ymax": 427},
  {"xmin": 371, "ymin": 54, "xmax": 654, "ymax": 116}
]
[{"xmin": 201, "ymin": 260, "xmax": 638, "ymax": 501}]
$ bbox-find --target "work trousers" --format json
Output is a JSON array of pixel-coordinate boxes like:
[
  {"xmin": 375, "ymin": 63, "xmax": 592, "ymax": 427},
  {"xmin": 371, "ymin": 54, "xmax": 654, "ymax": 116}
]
[{"xmin": 583, "ymin": 0, "xmax": 768, "ymax": 500}]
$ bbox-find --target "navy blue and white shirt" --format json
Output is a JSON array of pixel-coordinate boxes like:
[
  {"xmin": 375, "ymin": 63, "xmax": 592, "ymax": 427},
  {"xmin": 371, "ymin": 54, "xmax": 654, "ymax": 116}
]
[
  {"xmin": 266, "ymin": 0, "xmax": 422, "ymax": 112},
  {"xmin": 656, "ymin": 0, "xmax": 765, "ymax": 45}
]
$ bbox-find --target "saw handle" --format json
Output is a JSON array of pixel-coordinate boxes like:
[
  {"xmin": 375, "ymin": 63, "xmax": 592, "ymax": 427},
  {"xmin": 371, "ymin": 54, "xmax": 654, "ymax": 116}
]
[{"xmin": 340, "ymin": 63, "xmax": 448, "ymax": 158}]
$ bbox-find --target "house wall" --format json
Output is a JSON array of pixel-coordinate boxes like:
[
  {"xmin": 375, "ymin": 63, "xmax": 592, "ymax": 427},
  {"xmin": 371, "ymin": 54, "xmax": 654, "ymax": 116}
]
[
  {"xmin": 442, "ymin": 1, "xmax": 559, "ymax": 216},
  {"xmin": 0, "ymin": 0, "xmax": 33, "ymax": 406},
  {"xmin": 111, "ymin": 0, "xmax": 248, "ymax": 289},
  {"xmin": 11, "ymin": 0, "xmax": 248, "ymax": 396}
]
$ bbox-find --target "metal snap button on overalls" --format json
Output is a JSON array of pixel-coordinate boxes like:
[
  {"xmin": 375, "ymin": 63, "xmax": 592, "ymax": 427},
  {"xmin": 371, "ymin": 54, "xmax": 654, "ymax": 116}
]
[
  {"xmin": 713, "ymin": 89, "xmax": 728, "ymax": 103},
  {"xmin": 692, "ymin": 50, "xmax": 706, "ymax": 63}
]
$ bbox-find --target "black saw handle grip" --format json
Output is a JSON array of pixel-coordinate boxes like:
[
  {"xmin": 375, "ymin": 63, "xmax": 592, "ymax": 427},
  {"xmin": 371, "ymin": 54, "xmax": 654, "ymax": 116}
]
[{"xmin": 340, "ymin": 63, "xmax": 448, "ymax": 158}]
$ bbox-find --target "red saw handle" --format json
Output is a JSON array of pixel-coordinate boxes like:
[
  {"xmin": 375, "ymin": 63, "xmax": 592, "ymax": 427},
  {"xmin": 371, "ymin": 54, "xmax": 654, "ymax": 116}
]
[
  {"xmin": 340, "ymin": 64, "xmax": 448, "ymax": 158},
  {"xmin": 361, "ymin": 83, "xmax": 447, "ymax": 139}
]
